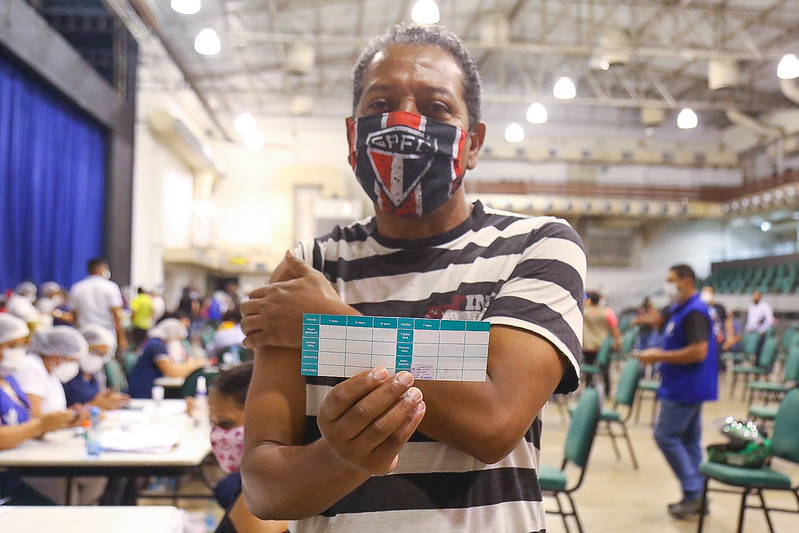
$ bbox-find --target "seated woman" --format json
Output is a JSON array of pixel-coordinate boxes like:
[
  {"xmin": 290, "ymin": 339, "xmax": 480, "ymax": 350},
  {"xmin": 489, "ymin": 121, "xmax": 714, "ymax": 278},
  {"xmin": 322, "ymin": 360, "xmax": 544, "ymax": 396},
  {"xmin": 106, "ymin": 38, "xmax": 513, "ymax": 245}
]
[
  {"xmin": 61, "ymin": 324, "xmax": 129, "ymax": 410},
  {"xmin": 10, "ymin": 326, "xmax": 88, "ymax": 420},
  {"xmin": 208, "ymin": 362, "xmax": 288, "ymax": 533},
  {"xmin": 128, "ymin": 318, "xmax": 208, "ymax": 399},
  {"xmin": 0, "ymin": 316, "xmax": 77, "ymax": 505},
  {"xmin": 209, "ymin": 308, "xmax": 246, "ymax": 362}
]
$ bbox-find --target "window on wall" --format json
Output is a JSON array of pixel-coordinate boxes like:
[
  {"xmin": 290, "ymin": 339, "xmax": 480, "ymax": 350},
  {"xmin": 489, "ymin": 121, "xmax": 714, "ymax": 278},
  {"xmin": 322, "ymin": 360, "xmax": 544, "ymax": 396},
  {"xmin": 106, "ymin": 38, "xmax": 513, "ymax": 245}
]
[{"xmin": 0, "ymin": 52, "xmax": 107, "ymax": 290}]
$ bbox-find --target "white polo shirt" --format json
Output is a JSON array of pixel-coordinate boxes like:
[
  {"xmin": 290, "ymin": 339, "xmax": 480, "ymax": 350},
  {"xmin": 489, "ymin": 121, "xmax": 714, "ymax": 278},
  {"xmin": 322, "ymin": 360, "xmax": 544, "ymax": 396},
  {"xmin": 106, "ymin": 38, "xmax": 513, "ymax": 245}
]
[
  {"xmin": 69, "ymin": 275, "xmax": 123, "ymax": 331},
  {"xmin": 10, "ymin": 354, "xmax": 67, "ymax": 414},
  {"xmin": 745, "ymin": 301, "xmax": 775, "ymax": 334}
]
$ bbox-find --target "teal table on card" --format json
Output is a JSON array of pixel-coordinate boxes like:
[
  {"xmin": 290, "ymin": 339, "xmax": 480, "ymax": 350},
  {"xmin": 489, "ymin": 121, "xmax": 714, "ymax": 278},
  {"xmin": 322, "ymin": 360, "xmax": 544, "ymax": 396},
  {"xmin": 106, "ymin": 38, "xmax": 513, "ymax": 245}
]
[{"xmin": 301, "ymin": 314, "xmax": 490, "ymax": 381}]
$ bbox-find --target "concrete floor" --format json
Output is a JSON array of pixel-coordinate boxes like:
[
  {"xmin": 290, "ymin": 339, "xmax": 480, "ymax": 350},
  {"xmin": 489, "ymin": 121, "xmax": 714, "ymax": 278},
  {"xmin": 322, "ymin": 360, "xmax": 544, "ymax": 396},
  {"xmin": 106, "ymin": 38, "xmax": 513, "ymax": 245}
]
[{"xmin": 540, "ymin": 375, "xmax": 799, "ymax": 533}]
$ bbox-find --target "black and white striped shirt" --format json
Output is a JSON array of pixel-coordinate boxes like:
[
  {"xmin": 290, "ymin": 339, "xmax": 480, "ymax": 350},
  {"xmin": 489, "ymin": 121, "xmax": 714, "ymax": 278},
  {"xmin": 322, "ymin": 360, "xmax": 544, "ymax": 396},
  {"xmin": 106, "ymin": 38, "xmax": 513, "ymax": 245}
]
[{"xmin": 293, "ymin": 201, "xmax": 585, "ymax": 533}]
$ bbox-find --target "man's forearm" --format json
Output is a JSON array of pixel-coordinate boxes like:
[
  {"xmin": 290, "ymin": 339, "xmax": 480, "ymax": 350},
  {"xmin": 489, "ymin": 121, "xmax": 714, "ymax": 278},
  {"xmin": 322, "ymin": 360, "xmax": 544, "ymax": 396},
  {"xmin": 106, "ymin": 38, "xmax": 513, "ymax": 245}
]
[
  {"xmin": 414, "ymin": 328, "xmax": 566, "ymax": 464},
  {"xmin": 242, "ymin": 437, "xmax": 370, "ymax": 520},
  {"xmin": 654, "ymin": 342, "xmax": 708, "ymax": 365}
]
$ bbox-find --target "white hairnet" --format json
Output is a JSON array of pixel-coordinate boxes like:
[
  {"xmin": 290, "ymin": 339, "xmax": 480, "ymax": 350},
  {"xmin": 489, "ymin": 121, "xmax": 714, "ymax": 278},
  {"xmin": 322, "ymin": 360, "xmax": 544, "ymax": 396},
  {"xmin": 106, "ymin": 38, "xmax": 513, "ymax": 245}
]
[
  {"xmin": 80, "ymin": 324, "xmax": 117, "ymax": 350},
  {"xmin": 29, "ymin": 326, "xmax": 88, "ymax": 359},
  {"xmin": 0, "ymin": 313, "xmax": 29, "ymax": 344},
  {"xmin": 148, "ymin": 318, "xmax": 188, "ymax": 341},
  {"xmin": 41, "ymin": 281, "xmax": 61, "ymax": 297},
  {"xmin": 15, "ymin": 281, "xmax": 37, "ymax": 298}
]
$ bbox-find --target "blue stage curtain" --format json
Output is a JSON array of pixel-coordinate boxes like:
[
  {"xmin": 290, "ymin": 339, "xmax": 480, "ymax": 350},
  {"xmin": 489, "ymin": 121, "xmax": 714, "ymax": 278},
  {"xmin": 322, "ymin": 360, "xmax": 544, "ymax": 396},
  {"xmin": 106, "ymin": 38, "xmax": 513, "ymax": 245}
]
[{"xmin": 0, "ymin": 53, "xmax": 106, "ymax": 291}]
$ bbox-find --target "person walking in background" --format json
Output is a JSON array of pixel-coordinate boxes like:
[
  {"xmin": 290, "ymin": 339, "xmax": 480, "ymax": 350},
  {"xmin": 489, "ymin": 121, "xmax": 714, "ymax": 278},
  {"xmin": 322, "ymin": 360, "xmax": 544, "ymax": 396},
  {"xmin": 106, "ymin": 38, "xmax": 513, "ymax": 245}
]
[
  {"xmin": 69, "ymin": 258, "xmax": 128, "ymax": 355},
  {"xmin": 582, "ymin": 290, "xmax": 621, "ymax": 396},
  {"xmin": 634, "ymin": 264, "xmax": 718, "ymax": 519},
  {"xmin": 129, "ymin": 287, "xmax": 154, "ymax": 349}
]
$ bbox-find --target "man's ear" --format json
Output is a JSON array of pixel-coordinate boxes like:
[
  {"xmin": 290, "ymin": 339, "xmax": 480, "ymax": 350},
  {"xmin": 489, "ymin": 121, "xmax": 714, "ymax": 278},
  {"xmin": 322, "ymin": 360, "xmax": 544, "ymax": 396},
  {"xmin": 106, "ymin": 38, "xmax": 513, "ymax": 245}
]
[{"xmin": 464, "ymin": 122, "xmax": 486, "ymax": 171}]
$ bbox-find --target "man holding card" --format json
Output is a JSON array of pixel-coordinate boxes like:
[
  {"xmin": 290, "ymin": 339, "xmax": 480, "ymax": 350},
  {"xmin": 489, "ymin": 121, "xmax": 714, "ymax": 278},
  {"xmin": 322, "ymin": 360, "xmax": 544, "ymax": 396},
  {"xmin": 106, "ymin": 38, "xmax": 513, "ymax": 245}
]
[{"xmin": 240, "ymin": 23, "xmax": 586, "ymax": 532}]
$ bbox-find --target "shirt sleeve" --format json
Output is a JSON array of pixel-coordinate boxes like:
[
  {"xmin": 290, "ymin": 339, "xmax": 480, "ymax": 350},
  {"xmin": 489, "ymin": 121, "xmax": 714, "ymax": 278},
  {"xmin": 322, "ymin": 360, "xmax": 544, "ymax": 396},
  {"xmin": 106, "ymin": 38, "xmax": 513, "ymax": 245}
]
[
  {"xmin": 683, "ymin": 311, "xmax": 710, "ymax": 344},
  {"xmin": 483, "ymin": 218, "xmax": 586, "ymax": 394},
  {"xmin": 11, "ymin": 358, "xmax": 48, "ymax": 400},
  {"xmin": 105, "ymin": 282, "xmax": 124, "ymax": 309},
  {"xmin": 605, "ymin": 308, "xmax": 619, "ymax": 329}
]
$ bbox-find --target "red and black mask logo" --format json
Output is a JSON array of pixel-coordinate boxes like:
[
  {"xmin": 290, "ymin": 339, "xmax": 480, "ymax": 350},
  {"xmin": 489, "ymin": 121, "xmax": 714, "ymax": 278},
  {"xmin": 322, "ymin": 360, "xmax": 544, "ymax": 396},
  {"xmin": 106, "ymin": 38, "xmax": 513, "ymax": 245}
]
[{"xmin": 347, "ymin": 112, "xmax": 467, "ymax": 218}]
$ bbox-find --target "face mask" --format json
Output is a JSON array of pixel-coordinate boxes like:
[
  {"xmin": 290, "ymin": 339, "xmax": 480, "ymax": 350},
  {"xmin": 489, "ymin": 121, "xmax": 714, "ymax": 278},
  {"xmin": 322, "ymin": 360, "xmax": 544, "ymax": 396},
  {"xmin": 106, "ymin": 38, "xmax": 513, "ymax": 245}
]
[
  {"xmin": 700, "ymin": 290, "xmax": 713, "ymax": 304},
  {"xmin": 346, "ymin": 111, "xmax": 467, "ymax": 218},
  {"xmin": 664, "ymin": 282, "xmax": 681, "ymax": 303},
  {"xmin": 0, "ymin": 347, "xmax": 27, "ymax": 373},
  {"xmin": 103, "ymin": 269, "xmax": 111, "ymax": 280},
  {"xmin": 53, "ymin": 360, "xmax": 80, "ymax": 383},
  {"xmin": 80, "ymin": 354, "xmax": 105, "ymax": 375},
  {"xmin": 210, "ymin": 425, "xmax": 244, "ymax": 474}
]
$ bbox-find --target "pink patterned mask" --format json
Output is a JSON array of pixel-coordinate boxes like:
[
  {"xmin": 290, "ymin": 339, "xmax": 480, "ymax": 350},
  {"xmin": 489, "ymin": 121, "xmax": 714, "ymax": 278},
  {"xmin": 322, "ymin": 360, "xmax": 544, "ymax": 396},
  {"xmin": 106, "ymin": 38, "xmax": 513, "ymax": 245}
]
[{"xmin": 210, "ymin": 425, "xmax": 244, "ymax": 474}]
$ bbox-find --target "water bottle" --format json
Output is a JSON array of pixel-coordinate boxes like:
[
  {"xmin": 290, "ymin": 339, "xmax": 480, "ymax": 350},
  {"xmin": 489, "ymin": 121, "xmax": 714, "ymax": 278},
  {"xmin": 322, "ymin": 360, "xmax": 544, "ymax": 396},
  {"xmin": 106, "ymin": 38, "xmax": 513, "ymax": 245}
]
[
  {"xmin": 85, "ymin": 406, "xmax": 102, "ymax": 457},
  {"xmin": 194, "ymin": 375, "xmax": 209, "ymax": 422},
  {"xmin": 203, "ymin": 498, "xmax": 218, "ymax": 532}
]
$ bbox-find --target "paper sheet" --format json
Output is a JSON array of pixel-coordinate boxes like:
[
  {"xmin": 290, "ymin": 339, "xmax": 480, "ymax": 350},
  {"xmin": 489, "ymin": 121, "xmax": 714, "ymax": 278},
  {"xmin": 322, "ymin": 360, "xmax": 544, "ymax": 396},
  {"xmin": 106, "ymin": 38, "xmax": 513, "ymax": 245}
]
[{"xmin": 301, "ymin": 314, "xmax": 489, "ymax": 381}]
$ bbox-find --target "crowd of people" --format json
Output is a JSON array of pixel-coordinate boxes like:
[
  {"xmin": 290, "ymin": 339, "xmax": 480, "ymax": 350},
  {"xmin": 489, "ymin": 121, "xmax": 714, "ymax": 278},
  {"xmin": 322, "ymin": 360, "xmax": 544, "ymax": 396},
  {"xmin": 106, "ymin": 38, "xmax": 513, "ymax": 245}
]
[
  {"xmin": 1, "ymin": 21, "xmax": 795, "ymax": 533},
  {"xmin": 0, "ymin": 259, "xmax": 255, "ymax": 523},
  {"xmin": 582, "ymin": 272, "xmax": 782, "ymax": 519}
]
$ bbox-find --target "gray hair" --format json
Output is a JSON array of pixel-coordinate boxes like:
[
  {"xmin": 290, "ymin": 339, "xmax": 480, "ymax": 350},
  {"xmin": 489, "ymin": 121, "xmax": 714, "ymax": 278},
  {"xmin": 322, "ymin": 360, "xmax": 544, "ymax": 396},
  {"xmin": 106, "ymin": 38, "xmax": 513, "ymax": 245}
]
[{"xmin": 352, "ymin": 23, "xmax": 482, "ymax": 130}]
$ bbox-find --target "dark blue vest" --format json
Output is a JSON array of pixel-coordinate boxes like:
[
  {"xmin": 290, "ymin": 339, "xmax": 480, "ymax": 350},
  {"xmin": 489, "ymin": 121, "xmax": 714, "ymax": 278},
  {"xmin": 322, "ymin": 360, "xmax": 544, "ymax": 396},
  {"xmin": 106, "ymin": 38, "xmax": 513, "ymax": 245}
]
[{"xmin": 659, "ymin": 293, "xmax": 718, "ymax": 403}]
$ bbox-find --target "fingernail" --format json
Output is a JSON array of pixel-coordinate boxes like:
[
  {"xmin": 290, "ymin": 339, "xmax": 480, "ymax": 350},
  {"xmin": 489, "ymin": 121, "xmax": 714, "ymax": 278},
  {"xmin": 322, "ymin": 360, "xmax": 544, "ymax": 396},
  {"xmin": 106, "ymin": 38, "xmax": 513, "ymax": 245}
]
[
  {"xmin": 396, "ymin": 371, "xmax": 413, "ymax": 386},
  {"xmin": 286, "ymin": 249, "xmax": 297, "ymax": 258},
  {"xmin": 405, "ymin": 387, "xmax": 422, "ymax": 402},
  {"xmin": 371, "ymin": 367, "xmax": 389, "ymax": 381}
]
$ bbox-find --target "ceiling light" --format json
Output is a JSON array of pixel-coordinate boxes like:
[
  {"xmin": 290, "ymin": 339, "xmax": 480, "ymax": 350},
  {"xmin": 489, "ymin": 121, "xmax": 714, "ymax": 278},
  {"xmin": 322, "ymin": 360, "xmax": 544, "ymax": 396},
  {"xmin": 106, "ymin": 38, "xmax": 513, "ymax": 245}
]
[
  {"xmin": 504, "ymin": 122, "xmax": 524, "ymax": 143},
  {"xmin": 194, "ymin": 28, "xmax": 221, "ymax": 56},
  {"xmin": 234, "ymin": 113, "xmax": 256, "ymax": 133},
  {"xmin": 171, "ymin": 0, "xmax": 200, "ymax": 15},
  {"xmin": 677, "ymin": 108, "xmax": 698, "ymax": 129},
  {"xmin": 244, "ymin": 130, "xmax": 264, "ymax": 150},
  {"xmin": 553, "ymin": 77, "xmax": 576, "ymax": 99},
  {"xmin": 599, "ymin": 60, "xmax": 610, "ymax": 71},
  {"xmin": 411, "ymin": 0, "xmax": 440, "ymax": 25},
  {"xmin": 777, "ymin": 54, "xmax": 799, "ymax": 80},
  {"xmin": 526, "ymin": 102, "xmax": 548, "ymax": 124},
  {"xmin": 760, "ymin": 221, "xmax": 772, "ymax": 232}
]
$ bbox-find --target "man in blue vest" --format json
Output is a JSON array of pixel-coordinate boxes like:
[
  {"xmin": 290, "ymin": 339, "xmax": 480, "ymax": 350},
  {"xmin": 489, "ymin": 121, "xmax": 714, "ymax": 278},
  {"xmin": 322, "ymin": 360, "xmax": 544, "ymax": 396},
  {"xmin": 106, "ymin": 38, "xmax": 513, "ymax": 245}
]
[{"xmin": 634, "ymin": 264, "xmax": 718, "ymax": 519}]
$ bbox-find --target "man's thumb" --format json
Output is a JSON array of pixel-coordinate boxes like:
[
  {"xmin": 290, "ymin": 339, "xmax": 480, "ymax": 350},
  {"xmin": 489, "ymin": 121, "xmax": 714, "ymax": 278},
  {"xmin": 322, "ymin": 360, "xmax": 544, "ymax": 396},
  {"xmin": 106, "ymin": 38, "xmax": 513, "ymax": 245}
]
[{"xmin": 284, "ymin": 249, "xmax": 313, "ymax": 277}]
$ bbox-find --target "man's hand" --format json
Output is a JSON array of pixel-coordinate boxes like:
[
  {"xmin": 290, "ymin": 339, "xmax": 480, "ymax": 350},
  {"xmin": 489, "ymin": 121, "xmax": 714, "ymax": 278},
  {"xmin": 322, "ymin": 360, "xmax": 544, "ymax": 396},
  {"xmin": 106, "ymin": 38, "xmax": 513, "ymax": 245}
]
[
  {"xmin": 633, "ymin": 348, "xmax": 661, "ymax": 365},
  {"xmin": 241, "ymin": 250, "xmax": 352, "ymax": 350},
  {"xmin": 317, "ymin": 368, "xmax": 426, "ymax": 476}
]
